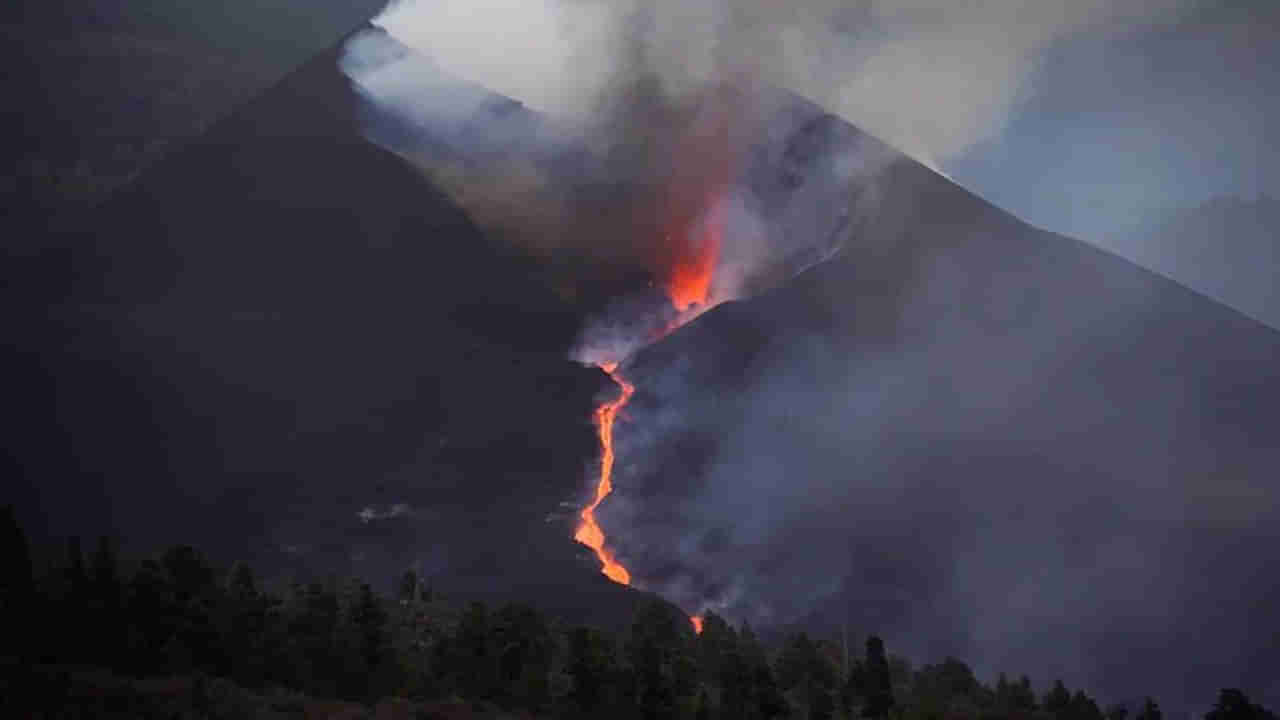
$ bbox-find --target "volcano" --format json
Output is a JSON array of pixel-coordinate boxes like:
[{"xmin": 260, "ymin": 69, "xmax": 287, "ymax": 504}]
[{"xmin": 5, "ymin": 21, "xmax": 1279, "ymax": 706}]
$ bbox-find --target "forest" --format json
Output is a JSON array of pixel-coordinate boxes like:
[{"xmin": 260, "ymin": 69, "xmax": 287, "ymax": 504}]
[{"xmin": 2, "ymin": 506, "xmax": 1275, "ymax": 720}]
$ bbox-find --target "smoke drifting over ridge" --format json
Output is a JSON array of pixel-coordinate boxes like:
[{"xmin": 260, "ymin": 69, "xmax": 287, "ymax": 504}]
[{"xmin": 362, "ymin": 0, "xmax": 1193, "ymax": 171}]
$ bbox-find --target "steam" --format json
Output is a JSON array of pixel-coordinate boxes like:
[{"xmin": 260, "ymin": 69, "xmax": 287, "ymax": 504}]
[{"xmin": 356, "ymin": 0, "xmax": 1192, "ymax": 170}]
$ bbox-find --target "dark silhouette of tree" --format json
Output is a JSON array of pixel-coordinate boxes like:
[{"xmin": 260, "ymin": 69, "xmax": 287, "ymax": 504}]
[
  {"xmin": 1206, "ymin": 689, "xmax": 1278, "ymax": 720},
  {"xmin": 568, "ymin": 626, "xmax": 614, "ymax": 715},
  {"xmin": 1070, "ymin": 689, "xmax": 1105, "ymax": 720},
  {"xmin": 810, "ymin": 684, "xmax": 836, "ymax": 720},
  {"xmin": 1013, "ymin": 675, "xmax": 1038, "ymax": 713},
  {"xmin": 720, "ymin": 648, "xmax": 752, "ymax": 719},
  {"xmin": 626, "ymin": 600, "xmax": 693, "ymax": 720},
  {"xmin": 337, "ymin": 582, "xmax": 392, "ymax": 701},
  {"xmin": 88, "ymin": 536, "xmax": 122, "ymax": 664},
  {"xmin": 740, "ymin": 620, "xmax": 767, "ymax": 669},
  {"xmin": 697, "ymin": 611, "xmax": 736, "ymax": 684},
  {"xmin": 755, "ymin": 662, "xmax": 790, "ymax": 719},
  {"xmin": 1135, "ymin": 697, "xmax": 1163, "ymax": 720},
  {"xmin": 492, "ymin": 603, "xmax": 554, "ymax": 710},
  {"xmin": 454, "ymin": 600, "xmax": 496, "ymax": 699},
  {"xmin": 0, "ymin": 506, "xmax": 35, "ymax": 660},
  {"xmin": 1045, "ymin": 680, "xmax": 1073, "ymax": 719},
  {"xmin": 696, "ymin": 687, "xmax": 713, "ymax": 720},
  {"xmin": 124, "ymin": 558, "xmax": 168, "ymax": 672},
  {"xmin": 286, "ymin": 581, "xmax": 341, "ymax": 696},
  {"xmin": 398, "ymin": 569, "xmax": 419, "ymax": 606},
  {"xmin": 10, "ymin": 529, "xmax": 1273, "ymax": 720},
  {"xmin": 841, "ymin": 658, "xmax": 866, "ymax": 718},
  {"xmin": 224, "ymin": 562, "xmax": 268, "ymax": 687},
  {"xmin": 862, "ymin": 635, "xmax": 894, "ymax": 719},
  {"xmin": 58, "ymin": 537, "xmax": 89, "ymax": 660}
]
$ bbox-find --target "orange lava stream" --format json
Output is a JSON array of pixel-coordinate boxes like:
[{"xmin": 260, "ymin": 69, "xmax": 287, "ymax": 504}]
[
  {"xmin": 690, "ymin": 615, "xmax": 704, "ymax": 635},
  {"xmin": 574, "ymin": 362, "xmax": 636, "ymax": 585}
]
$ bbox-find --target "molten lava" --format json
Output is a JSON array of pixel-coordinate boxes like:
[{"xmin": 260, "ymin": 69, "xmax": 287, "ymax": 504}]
[
  {"xmin": 666, "ymin": 208, "xmax": 722, "ymax": 312},
  {"xmin": 574, "ymin": 362, "xmax": 636, "ymax": 585},
  {"xmin": 690, "ymin": 615, "xmax": 704, "ymax": 635}
]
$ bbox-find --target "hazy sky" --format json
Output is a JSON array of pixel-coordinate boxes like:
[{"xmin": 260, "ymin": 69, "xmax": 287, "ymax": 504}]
[{"xmin": 947, "ymin": 0, "xmax": 1280, "ymax": 242}]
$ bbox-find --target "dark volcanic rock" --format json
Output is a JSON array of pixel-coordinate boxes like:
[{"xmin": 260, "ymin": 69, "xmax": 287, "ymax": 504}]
[
  {"xmin": 3, "ymin": 29, "xmax": 665, "ymax": 631},
  {"xmin": 623, "ymin": 132, "xmax": 1280, "ymax": 707}
]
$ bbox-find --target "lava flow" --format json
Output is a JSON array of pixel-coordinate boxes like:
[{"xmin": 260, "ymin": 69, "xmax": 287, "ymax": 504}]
[
  {"xmin": 575, "ymin": 96, "xmax": 735, "ymax": 633},
  {"xmin": 574, "ymin": 361, "xmax": 636, "ymax": 585}
]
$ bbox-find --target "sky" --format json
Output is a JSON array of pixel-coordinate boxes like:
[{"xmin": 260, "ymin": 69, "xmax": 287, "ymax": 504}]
[{"xmin": 946, "ymin": 0, "xmax": 1280, "ymax": 243}]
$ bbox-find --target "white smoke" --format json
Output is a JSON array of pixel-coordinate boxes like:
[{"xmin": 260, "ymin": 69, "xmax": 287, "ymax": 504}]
[{"xmin": 362, "ymin": 0, "xmax": 1193, "ymax": 170}]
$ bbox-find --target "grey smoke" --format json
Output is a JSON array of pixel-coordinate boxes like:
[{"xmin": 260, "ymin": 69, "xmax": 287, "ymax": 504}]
[{"xmin": 362, "ymin": 0, "xmax": 1195, "ymax": 169}]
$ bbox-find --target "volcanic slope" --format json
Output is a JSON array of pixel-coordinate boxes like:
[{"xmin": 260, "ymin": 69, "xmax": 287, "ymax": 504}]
[
  {"xmin": 2, "ymin": 28, "xmax": 672, "ymax": 631},
  {"xmin": 622, "ymin": 112, "xmax": 1280, "ymax": 708}
]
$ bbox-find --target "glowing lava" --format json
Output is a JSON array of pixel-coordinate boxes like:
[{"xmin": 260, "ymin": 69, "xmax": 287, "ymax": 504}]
[
  {"xmin": 666, "ymin": 207, "xmax": 722, "ymax": 312},
  {"xmin": 690, "ymin": 615, "xmax": 704, "ymax": 635},
  {"xmin": 575, "ymin": 361, "xmax": 636, "ymax": 585}
]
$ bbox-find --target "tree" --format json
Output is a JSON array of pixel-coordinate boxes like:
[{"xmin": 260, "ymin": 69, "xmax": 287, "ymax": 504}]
[
  {"xmin": 755, "ymin": 662, "xmax": 790, "ymax": 719},
  {"xmin": 862, "ymin": 636, "xmax": 894, "ymax": 719},
  {"xmin": 1012, "ymin": 675, "xmax": 1038, "ymax": 713},
  {"xmin": 625, "ymin": 601, "xmax": 692, "ymax": 720},
  {"xmin": 338, "ymin": 583, "xmax": 392, "ymax": 700},
  {"xmin": 810, "ymin": 685, "xmax": 835, "ymax": 720},
  {"xmin": 398, "ymin": 569, "xmax": 419, "ymax": 606},
  {"xmin": 1107, "ymin": 703, "xmax": 1131, "ymax": 720},
  {"xmin": 88, "ymin": 536, "xmax": 122, "ymax": 664},
  {"xmin": 695, "ymin": 687, "xmax": 713, "ymax": 720},
  {"xmin": 1070, "ymin": 690, "xmax": 1105, "ymax": 720},
  {"xmin": 568, "ymin": 626, "xmax": 614, "ymax": 714},
  {"xmin": 0, "ymin": 506, "xmax": 35, "ymax": 660},
  {"xmin": 454, "ymin": 601, "xmax": 496, "ymax": 699},
  {"xmin": 224, "ymin": 562, "xmax": 268, "ymax": 687},
  {"xmin": 1135, "ymin": 697, "xmax": 1162, "ymax": 720},
  {"xmin": 59, "ymin": 537, "xmax": 89, "ymax": 660},
  {"xmin": 1206, "ymin": 690, "xmax": 1278, "ymax": 720},
  {"xmin": 492, "ymin": 603, "xmax": 554, "ymax": 709},
  {"xmin": 719, "ymin": 648, "xmax": 751, "ymax": 719},
  {"xmin": 1044, "ymin": 680, "xmax": 1073, "ymax": 718}
]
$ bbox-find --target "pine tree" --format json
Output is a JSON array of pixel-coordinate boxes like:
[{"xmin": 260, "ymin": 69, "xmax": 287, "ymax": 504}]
[
  {"xmin": 60, "ymin": 537, "xmax": 89, "ymax": 659},
  {"xmin": 398, "ymin": 569, "xmax": 419, "ymax": 606},
  {"xmin": 1107, "ymin": 703, "xmax": 1131, "ymax": 720},
  {"xmin": 1135, "ymin": 697, "xmax": 1162, "ymax": 720},
  {"xmin": 0, "ymin": 506, "xmax": 35, "ymax": 660},
  {"xmin": 755, "ymin": 662, "xmax": 790, "ymax": 719},
  {"xmin": 89, "ymin": 536, "xmax": 122, "ymax": 665},
  {"xmin": 862, "ymin": 636, "xmax": 894, "ymax": 719},
  {"xmin": 1013, "ymin": 675, "xmax": 1038, "ymax": 712},
  {"xmin": 455, "ymin": 600, "xmax": 495, "ymax": 699},
  {"xmin": 1044, "ymin": 680, "xmax": 1072, "ymax": 718},
  {"xmin": 568, "ymin": 626, "xmax": 613, "ymax": 714},
  {"xmin": 696, "ymin": 687, "xmax": 713, "ymax": 720},
  {"xmin": 810, "ymin": 685, "xmax": 835, "ymax": 720},
  {"xmin": 1206, "ymin": 690, "xmax": 1276, "ymax": 720}
]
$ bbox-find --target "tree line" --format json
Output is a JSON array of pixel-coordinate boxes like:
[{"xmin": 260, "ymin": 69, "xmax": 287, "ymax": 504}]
[{"xmin": 1, "ymin": 507, "xmax": 1275, "ymax": 720}]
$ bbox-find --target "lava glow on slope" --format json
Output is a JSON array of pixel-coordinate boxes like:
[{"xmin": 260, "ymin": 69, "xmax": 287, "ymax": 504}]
[
  {"xmin": 574, "ymin": 361, "xmax": 636, "ymax": 586},
  {"xmin": 666, "ymin": 209, "xmax": 722, "ymax": 312}
]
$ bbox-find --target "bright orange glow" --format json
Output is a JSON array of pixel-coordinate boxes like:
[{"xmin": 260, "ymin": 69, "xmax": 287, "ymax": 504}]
[
  {"xmin": 574, "ymin": 364, "xmax": 636, "ymax": 585},
  {"xmin": 666, "ymin": 209, "xmax": 721, "ymax": 312},
  {"xmin": 691, "ymin": 615, "xmax": 704, "ymax": 634}
]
